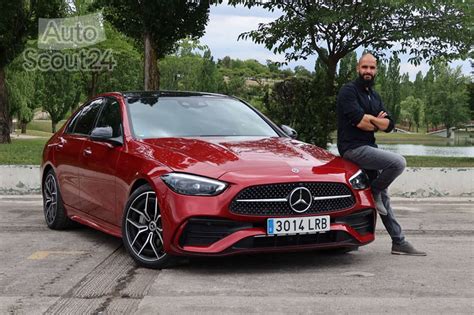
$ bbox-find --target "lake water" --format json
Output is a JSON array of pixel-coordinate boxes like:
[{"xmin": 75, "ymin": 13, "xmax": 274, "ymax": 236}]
[{"xmin": 327, "ymin": 144, "xmax": 474, "ymax": 157}]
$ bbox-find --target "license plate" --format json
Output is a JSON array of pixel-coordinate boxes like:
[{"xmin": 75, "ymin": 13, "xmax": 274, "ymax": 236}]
[{"xmin": 267, "ymin": 215, "xmax": 330, "ymax": 235}]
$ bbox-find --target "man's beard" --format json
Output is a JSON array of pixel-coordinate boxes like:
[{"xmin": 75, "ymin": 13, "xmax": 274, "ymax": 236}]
[{"xmin": 357, "ymin": 73, "xmax": 375, "ymax": 87}]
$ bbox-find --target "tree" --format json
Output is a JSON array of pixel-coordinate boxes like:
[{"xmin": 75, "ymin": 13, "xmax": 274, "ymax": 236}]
[
  {"xmin": 160, "ymin": 39, "xmax": 219, "ymax": 92},
  {"xmin": 36, "ymin": 68, "xmax": 82, "ymax": 133},
  {"xmin": 400, "ymin": 96, "xmax": 424, "ymax": 132},
  {"xmin": 0, "ymin": 0, "xmax": 66, "ymax": 143},
  {"xmin": 336, "ymin": 51, "xmax": 357, "ymax": 89},
  {"xmin": 6, "ymin": 63, "xmax": 37, "ymax": 134},
  {"xmin": 423, "ymin": 67, "xmax": 438, "ymax": 131},
  {"xmin": 399, "ymin": 73, "xmax": 413, "ymax": 102},
  {"xmin": 231, "ymin": 0, "xmax": 472, "ymax": 99},
  {"xmin": 468, "ymin": 81, "xmax": 474, "ymax": 120},
  {"xmin": 294, "ymin": 66, "xmax": 312, "ymax": 79},
  {"xmin": 98, "ymin": 0, "xmax": 211, "ymax": 90},
  {"xmin": 80, "ymin": 23, "xmax": 143, "ymax": 99},
  {"xmin": 263, "ymin": 56, "xmax": 334, "ymax": 148},
  {"xmin": 429, "ymin": 62, "xmax": 470, "ymax": 138},
  {"xmin": 380, "ymin": 56, "xmax": 401, "ymax": 123}
]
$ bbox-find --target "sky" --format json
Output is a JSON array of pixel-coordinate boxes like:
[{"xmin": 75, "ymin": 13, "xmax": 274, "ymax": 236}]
[{"xmin": 200, "ymin": 2, "xmax": 472, "ymax": 80}]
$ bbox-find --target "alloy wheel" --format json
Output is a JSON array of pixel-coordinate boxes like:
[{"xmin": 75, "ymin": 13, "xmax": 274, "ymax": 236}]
[
  {"xmin": 44, "ymin": 173, "xmax": 58, "ymax": 225},
  {"xmin": 125, "ymin": 191, "xmax": 166, "ymax": 262}
]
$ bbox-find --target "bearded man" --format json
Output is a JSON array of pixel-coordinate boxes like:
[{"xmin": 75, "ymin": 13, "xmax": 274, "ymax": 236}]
[{"xmin": 336, "ymin": 53, "xmax": 426, "ymax": 256}]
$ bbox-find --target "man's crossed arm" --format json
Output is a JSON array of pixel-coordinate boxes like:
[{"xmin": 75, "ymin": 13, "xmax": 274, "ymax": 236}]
[{"xmin": 356, "ymin": 111, "xmax": 390, "ymax": 132}]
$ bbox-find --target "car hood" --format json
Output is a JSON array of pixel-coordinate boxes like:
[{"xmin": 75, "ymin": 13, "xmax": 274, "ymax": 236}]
[{"xmin": 139, "ymin": 137, "xmax": 358, "ymax": 181}]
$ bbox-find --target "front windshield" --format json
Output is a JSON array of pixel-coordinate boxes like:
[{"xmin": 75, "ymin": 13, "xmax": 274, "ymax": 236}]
[{"xmin": 127, "ymin": 95, "xmax": 280, "ymax": 138}]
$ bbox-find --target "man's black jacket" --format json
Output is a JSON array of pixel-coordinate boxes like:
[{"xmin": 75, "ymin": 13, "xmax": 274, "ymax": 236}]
[{"xmin": 337, "ymin": 78, "xmax": 395, "ymax": 157}]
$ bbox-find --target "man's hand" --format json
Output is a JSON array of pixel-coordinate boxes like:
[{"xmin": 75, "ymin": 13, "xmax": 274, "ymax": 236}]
[
  {"xmin": 356, "ymin": 114, "xmax": 378, "ymax": 131},
  {"xmin": 370, "ymin": 111, "xmax": 390, "ymax": 131}
]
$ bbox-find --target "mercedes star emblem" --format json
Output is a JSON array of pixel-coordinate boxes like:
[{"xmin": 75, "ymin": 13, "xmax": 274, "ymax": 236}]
[{"xmin": 288, "ymin": 187, "xmax": 312, "ymax": 213}]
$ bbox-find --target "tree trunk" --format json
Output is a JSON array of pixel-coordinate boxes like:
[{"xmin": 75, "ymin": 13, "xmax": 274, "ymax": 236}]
[
  {"xmin": 0, "ymin": 67, "xmax": 11, "ymax": 143},
  {"xmin": 52, "ymin": 121, "xmax": 57, "ymax": 133},
  {"xmin": 21, "ymin": 121, "xmax": 27, "ymax": 134},
  {"xmin": 88, "ymin": 72, "xmax": 99, "ymax": 99},
  {"xmin": 326, "ymin": 58, "xmax": 338, "ymax": 98},
  {"xmin": 143, "ymin": 33, "xmax": 160, "ymax": 91}
]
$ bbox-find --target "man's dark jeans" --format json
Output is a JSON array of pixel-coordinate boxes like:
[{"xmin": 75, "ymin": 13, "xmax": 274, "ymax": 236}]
[{"xmin": 343, "ymin": 145, "xmax": 406, "ymax": 245}]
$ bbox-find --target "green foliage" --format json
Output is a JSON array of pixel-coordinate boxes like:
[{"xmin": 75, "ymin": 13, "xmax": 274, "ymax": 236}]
[
  {"xmin": 0, "ymin": 1, "xmax": 66, "ymax": 68},
  {"xmin": 0, "ymin": 0, "xmax": 66, "ymax": 143},
  {"xmin": 294, "ymin": 66, "xmax": 312, "ymax": 79},
  {"xmin": 160, "ymin": 39, "xmax": 219, "ymax": 92},
  {"xmin": 468, "ymin": 82, "xmax": 474, "ymax": 120},
  {"xmin": 399, "ymin": 73, "xmax": 413, "ymax": 102},
  {"xmin": 263, "ymin": 68, "xmax": 335, "ymax": 148},
  {"xmin": 428, "ymin": 62, "xmax": 470, "ymax": 137},
  {"xmin": 80, "ymin": 22, "xmax": 143, "ymax": 98},
  {"xmin": 97, "ymin": 0, "xmax": 212, "ymax": 88},
  {"xmin": 5, "ymin": 57, "xmax": 38, "ymax": 132},
  {"xmin": 36, "ymin": 66, "xmax": 82, "ymax": 132},
  {"xmin": 99, "ymin": 0, "xmax": 210, "ymax": 58},
  {"xmin": 400, "ymin": 96, "xmax": 424, "ymax": 132},
  {"xmin": 380, "ymin": 56, "xmax": 401, "ymax": 122},
  {"xmin": 336, "ymin": 52, "xmax": 357, "ymax": 89},
  {"xmin": 236, "ymin": 0, "xmax": 472, "ymax": 63}
]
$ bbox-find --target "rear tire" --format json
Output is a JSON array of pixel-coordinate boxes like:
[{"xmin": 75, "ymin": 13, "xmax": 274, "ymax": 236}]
[
  {"xmin": 122, "ymin": 184, "xmax": 175, "ymax": 269},
  {"xmin": 42, "ymin": 169, "xmax": 71, "ymax": 230}
]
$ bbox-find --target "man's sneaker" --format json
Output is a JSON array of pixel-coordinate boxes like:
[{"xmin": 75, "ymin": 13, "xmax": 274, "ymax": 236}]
[
  {"xmin": 391, "ymin": 242, "xmax": 427, "ymax": 256},
  {"xmin": 372, "ymin": 192, "xmax": 388, "ymax": 216}
]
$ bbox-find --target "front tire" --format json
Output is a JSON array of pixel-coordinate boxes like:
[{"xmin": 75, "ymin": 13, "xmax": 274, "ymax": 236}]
[
  {"xmin": 122, "ymin": 184, "xmax": 174, "ymax": 269},
  {"xmin": 42, "ymin": 169, "xmax": 71, "ymax": 230}
]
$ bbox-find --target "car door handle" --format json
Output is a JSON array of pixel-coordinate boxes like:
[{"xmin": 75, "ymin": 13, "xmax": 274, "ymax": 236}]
[
  {"xmin": 83, "ymin": 148, "xmax": 92, "ymax": 156},
  {"xmin": 55, "ymin": 137, "xmax": 66, "ymax": 150}
]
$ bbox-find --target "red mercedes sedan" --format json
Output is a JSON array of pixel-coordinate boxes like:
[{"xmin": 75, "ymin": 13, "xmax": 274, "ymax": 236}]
[{"xmin": 41, "ymin": 91, "xmax": 376, "ymax": 268}]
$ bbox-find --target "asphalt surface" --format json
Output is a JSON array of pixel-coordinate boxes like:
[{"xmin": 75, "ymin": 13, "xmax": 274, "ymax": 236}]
[{"xmin": 0, "ymin": 195, "xmax": 473, "ymax": 314}]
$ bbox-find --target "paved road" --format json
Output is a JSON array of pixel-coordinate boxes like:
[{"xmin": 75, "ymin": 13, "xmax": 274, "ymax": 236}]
[{"xmin": 0, "ymin": 196, "xmax": 473, "ymax": 314}]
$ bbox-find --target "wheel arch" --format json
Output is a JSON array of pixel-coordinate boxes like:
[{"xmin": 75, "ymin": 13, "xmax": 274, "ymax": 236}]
[
  {"xmin": 129, "ymin": 178, "xmax": 154, "ymax": 196},
  {"xmin": 41, "ymin": 163, "xmax": 55, "ymax": 186}
]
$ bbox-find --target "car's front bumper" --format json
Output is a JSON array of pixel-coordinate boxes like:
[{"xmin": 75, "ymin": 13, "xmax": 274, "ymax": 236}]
[{"xmin": 154, "ymin": 178, "xmax": 376, "ymax": 257}]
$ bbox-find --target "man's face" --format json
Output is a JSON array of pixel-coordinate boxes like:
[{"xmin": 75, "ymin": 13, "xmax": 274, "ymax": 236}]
[{"xmin": 357, "ymin": 56, "xmax": 377, "ymax": 81}]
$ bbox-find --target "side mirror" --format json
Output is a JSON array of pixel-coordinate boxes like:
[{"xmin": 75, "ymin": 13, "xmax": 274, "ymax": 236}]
[
  {"xmin": 281, "ymin": 125, "xmax": 298, "ymax": 139},
  {"xmin": 90, "ymin": 126, "xmax": 122, "ymax": 146}
]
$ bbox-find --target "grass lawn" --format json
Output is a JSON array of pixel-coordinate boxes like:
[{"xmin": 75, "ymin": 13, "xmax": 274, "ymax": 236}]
[
  {"xmin": 375, "ymin": 132, "xmax": 451, "ymax": 145},
  {"xmin": 13, "ymin": 129, "xmax": 53, "ymax": 138},
  {"xmin": 0, "ymin": 138, "xmax": 473, "ymax": 167},
  {"xmin": 330, "ymin": 131, "xmax": 461, "ymax": 146},
  {"xmin": 405, "ymin": 156, "xmax": 474, "ymax": 167},
  {"xmin": 0, "ymin": 138, "xmax": 48, "ymax": 165},
  {"xmin": 26, "ymin": 120, "xmax": 66, "ymax": 134}
]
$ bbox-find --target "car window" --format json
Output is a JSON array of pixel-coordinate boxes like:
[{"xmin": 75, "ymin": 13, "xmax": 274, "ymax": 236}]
[
  {"xmin": 64, "ymin": 105, "xmax": 87, "ymax": 134},
  {"xmin": 95, "ymin": 97, "xmax": 123, "ymax": 138},
  {"xmin": 127, "ymin": 96, "xmax": 279, "ymax": 138},
  {"xmin": 72, "ymin": 98, "xmax": 104, "ymax": 135}
]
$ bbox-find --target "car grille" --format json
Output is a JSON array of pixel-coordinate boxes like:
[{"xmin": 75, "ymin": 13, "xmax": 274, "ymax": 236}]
[{"xmin": 229, "ymin": 182, "xmax": 355, "ymax": 216}]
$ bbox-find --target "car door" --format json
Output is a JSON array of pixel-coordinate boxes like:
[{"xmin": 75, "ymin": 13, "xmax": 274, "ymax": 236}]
[
  {"xmin": 79, "ymin": 97, "xmax": 124, "ymax": 224},
  {"xmin": 54, "ymin": 99, "xmax": 103, "ymax": 210}
]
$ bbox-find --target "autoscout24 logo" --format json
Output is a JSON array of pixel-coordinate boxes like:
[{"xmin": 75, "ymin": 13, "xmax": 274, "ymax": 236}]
[{"xmin": 23, "ymin": 13, "xmax": 116, "ymax": 71}]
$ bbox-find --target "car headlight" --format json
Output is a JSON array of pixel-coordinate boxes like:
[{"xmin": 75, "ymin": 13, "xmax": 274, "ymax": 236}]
[
  {"xmin": 349, "ymin": 170, "xmax": 369, "ymax": 190},
  {"xmin": 160, "ymin": 173, "xmax": 228, "ymax": 196}
]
